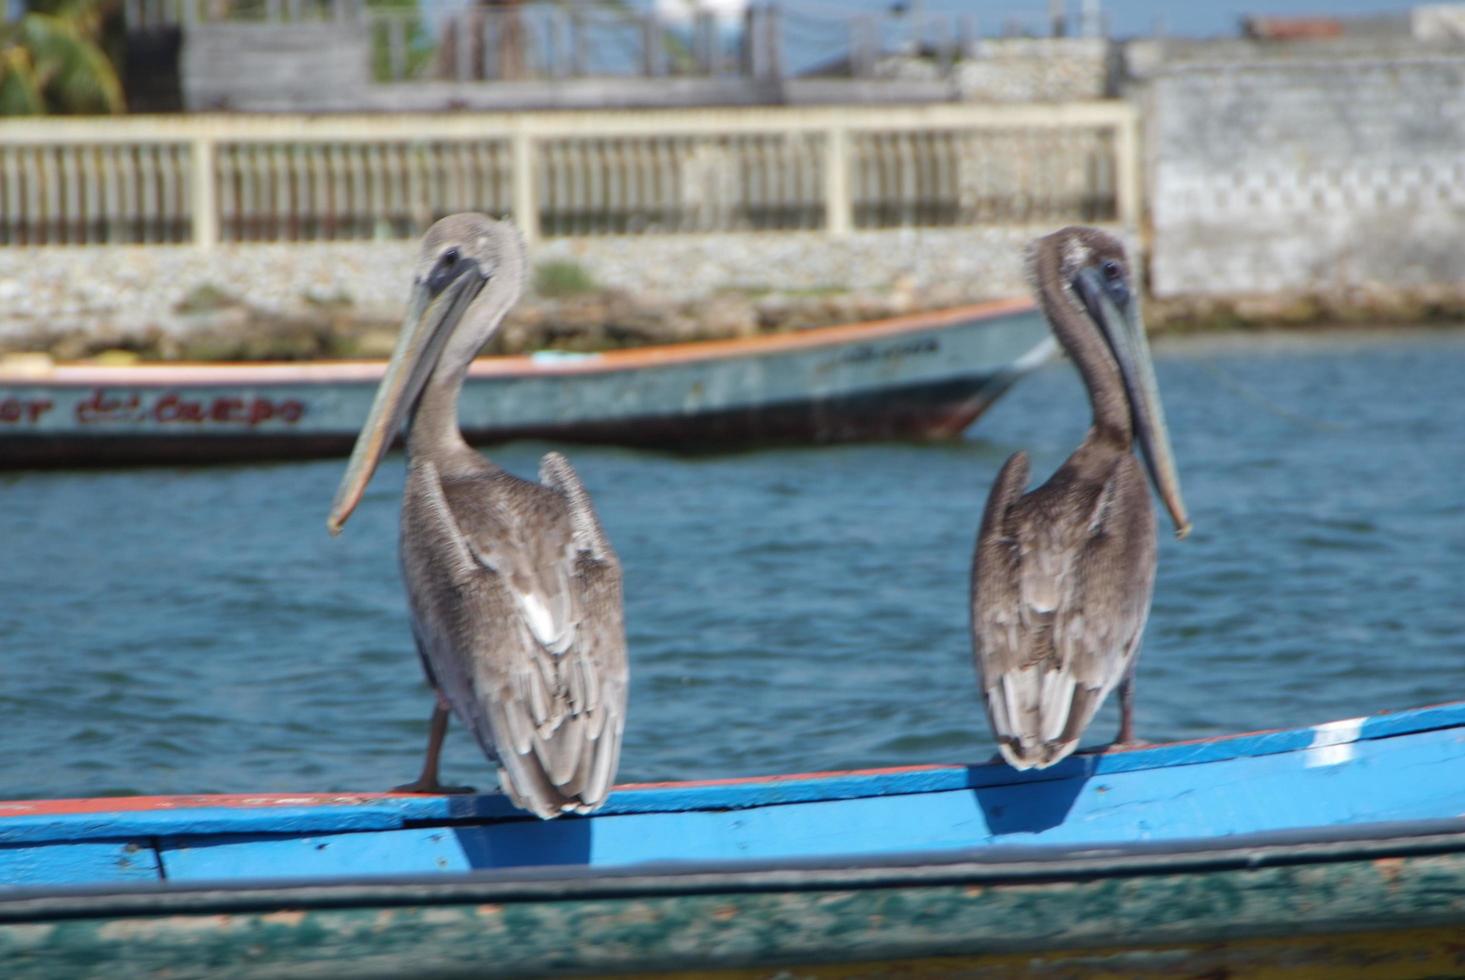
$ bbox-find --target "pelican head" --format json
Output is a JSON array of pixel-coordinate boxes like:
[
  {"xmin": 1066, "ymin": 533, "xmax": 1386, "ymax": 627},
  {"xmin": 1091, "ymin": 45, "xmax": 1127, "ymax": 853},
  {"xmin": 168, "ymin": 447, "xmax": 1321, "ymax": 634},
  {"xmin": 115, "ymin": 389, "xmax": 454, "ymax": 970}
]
[
  {"xmin": 1034, "ymin": 227, "xmax": 1190, "ymax": 539},
  {"xmin": 327, "ymin": 214, "xmax": 525, "ymax": 534}
]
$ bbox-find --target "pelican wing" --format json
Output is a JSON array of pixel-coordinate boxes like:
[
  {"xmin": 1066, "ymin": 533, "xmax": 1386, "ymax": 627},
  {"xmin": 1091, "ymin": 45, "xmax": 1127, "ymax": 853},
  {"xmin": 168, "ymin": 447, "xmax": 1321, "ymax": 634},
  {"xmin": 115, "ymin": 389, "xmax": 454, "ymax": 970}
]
[
  {"xmin": 972, "ymin": 451, "xmax": 1155, "ymax": 770},
  {"xmin": 404, "ymin": 456, "xmax": 626, "ymax": 818}
]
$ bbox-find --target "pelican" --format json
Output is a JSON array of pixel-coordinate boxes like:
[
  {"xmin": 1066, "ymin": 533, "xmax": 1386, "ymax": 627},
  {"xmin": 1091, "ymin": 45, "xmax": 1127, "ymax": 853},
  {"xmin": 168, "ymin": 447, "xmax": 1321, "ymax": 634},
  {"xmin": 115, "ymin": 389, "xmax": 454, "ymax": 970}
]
[
  {"xmin": 327, "ymin": 214, "xmax": 627, "ymax": 818},
  {"xmin": 971, "ymin": 226, "xmax": 1190, "ymax": 771}
]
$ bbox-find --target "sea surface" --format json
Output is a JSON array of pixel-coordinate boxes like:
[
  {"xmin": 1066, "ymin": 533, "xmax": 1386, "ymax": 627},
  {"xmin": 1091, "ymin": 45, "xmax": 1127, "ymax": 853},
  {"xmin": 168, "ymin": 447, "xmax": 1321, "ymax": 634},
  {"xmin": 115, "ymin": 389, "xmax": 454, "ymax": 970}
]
[{"xmin": 1, "ymin": 329, "xmax": 1462, "ymax": 798}]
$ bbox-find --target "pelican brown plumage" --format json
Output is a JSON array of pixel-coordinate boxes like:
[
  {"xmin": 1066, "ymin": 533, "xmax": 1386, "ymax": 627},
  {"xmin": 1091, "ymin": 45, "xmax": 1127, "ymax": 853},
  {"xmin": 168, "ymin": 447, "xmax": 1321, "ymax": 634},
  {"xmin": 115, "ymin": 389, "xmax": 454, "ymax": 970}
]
[
  {"xmin": 972, "ymin": 226, "xmax": 1190, "ymax": 771},
  {"xmin": 327, "ymin": 213, "xmax": 627, "ymax": 819}
]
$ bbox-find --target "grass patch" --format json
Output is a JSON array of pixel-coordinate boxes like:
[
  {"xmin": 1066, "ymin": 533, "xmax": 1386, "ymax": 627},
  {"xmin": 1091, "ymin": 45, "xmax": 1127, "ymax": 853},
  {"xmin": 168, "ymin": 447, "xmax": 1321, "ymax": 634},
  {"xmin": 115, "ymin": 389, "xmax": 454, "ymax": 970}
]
[
  {"xmin": 534, "ymin": 260, "xmax": 598, "ymax": 299},
  {"xmin": 174, "ymin": 283, "xmax": 240, "ymax": 314}
]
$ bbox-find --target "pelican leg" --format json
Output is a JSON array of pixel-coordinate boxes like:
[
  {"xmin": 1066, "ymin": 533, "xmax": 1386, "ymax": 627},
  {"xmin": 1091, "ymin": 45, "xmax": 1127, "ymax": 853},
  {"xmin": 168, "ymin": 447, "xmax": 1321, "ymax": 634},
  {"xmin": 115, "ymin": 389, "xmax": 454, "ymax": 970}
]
[
  {"xmin": 1111, "ymin": 675, "xmax": 1148, "ymax": 750},
  {"xmin": 392, "ymin": 695, "xmax": 476, "ymax": 794}
]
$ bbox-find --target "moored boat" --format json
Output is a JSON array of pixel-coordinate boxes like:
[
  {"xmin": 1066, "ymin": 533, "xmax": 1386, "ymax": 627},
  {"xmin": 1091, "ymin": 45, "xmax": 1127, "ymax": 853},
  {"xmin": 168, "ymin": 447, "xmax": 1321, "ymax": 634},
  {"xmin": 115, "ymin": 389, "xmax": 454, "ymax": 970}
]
[
  {"xmin": 0, "ymin": 299, "xmax": 1054, "ymax": 467},
  {"xmin": 2, "ymin": 702, "xmax": 1464, "ymax": 977}
]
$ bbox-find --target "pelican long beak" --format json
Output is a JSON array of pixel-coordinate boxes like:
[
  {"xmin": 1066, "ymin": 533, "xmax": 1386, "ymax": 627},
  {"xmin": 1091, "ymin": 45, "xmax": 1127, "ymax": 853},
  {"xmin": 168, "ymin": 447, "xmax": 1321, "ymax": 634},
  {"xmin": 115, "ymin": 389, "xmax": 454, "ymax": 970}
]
[
  {"xmin": 326, "ymin": 274, "xmax": 483, "ymax": 534},
  {"xmin": 1077, "ymin": 268, "xmax": 1191, "ymax": 539}
]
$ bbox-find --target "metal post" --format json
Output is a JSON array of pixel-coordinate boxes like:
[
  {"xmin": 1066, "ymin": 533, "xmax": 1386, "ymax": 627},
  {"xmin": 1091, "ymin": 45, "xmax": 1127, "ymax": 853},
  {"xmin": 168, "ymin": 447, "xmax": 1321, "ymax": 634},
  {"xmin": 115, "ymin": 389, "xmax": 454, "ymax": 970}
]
[
  {"xmin": 1049, "ymin": 0, "xmax": 1066, "ymax": 37},
  {"xmin": 455, "ymin": 12, "xmax": 472, "ymax": 80},
  {"xmin": 550, "ymin": 8, "xmax": 568, "ymax": 79},
  {"xmin": 511, "ymin": 128, "xmax": 539, "ymax": 244},
  {"xmin": 935, "ymin": 16, "xmax": 953, "ymax": 75},
  {"xmin": 483, "ymin": 10, "xmax": 498, "ymax": 80},
  {"xmin": 571, "ymin": 9, "xmax": 587, "ymax": 77},
  {"xmin": 695, "ymin": 11, "xmax": 714, "ymax": 75},
  {"xmin": 642, "ymin": 14, "xmax": 663, "ymax": 77},
  {"xmin": 192, "ymin": 137, "xmax": 218, "ymax": 249},
  {"xmin": 388, "ymin": 16, "xmax": 406, "ymax": 80},
  {"xmin": 824, "ymin": 125, "xmax": 851, "ymax": 237},
  {"xmin": 741, "ymin": 5, "xmax": 757, "ymax": 78},
  {"xmin": 765, "ymin": 4, "xmax": 783, "ymax": 80}
]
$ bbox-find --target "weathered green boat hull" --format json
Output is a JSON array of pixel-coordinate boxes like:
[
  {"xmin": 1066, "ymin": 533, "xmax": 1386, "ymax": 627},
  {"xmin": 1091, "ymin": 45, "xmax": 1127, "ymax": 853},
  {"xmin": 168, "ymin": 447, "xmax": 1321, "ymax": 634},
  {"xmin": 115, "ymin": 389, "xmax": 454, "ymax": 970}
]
[{"xmin": 5, "ymin": 830, "xmax": 1463, "ymax": 979}]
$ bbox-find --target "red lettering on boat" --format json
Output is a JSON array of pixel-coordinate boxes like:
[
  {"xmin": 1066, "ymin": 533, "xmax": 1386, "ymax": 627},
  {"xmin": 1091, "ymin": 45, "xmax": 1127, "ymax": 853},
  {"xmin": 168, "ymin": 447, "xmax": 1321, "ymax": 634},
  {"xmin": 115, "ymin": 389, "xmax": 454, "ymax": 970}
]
[
  {"xmin": 75, "ymin": 389, "xmax": 143, "ymax": 424},
  {"xmin": 211, "ymin": 398, "xmax": 245, "ymax": 423},
  {"xmin": 74, "ymin": 389, "xmax": 306, "ymax": 427}
]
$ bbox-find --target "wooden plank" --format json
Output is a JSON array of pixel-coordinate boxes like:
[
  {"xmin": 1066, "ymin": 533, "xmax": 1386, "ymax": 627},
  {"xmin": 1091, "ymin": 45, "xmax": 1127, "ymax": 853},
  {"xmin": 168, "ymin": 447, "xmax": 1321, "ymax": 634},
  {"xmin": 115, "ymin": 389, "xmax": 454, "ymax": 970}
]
[
  {"xmin": 0, "ymin": 842, "xmax": 159, "ymax": 888},
  {"xmin": 0, "ymin": 798, "xmax": 429, "ymax": 846},
  {"xmin": 160, "ymin": 826, "xmax": 473, "ymax": 881}
]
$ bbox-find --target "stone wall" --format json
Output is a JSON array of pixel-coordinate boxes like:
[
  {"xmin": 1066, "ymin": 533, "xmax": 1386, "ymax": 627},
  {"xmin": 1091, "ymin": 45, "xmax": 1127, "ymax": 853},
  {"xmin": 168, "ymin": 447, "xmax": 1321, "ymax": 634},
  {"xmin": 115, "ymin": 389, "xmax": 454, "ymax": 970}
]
[
  {"xmin": 1143, "ymin": 45, "xmax": 1465, "ymax": 298},
  {"xmin": 0, "ymin": 227, "xmax": 1058, "ymax": 356}
]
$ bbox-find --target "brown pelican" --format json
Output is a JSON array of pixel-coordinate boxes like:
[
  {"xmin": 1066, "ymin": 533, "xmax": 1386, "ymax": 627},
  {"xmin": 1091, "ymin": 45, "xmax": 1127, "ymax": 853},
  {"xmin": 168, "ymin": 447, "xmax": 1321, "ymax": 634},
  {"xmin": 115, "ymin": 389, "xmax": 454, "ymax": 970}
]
[
  {"xmin": 327, "ymin": 214, "xmax": 627, "ymax": 818},
  {"xmin": 972, "ymin": 226, "xmax": 1190, "ymax": 771}
]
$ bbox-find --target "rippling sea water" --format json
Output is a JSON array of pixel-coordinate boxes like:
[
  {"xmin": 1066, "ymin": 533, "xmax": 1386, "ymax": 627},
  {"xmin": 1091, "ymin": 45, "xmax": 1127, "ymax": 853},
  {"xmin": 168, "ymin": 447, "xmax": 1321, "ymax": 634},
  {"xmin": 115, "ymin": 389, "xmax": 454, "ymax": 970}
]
[{"xmin": 2, "ymin": 329, "xmax": 1462, "ymax": 798}]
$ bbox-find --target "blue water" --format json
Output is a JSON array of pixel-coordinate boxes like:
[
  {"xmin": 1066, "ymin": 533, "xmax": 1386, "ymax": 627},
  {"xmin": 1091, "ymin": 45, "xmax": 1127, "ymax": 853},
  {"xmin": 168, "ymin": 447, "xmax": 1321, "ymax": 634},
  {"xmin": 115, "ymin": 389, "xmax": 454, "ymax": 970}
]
[{"xmin": 2, "ymin": 329, "xmax": 1462, "ymax": 798}]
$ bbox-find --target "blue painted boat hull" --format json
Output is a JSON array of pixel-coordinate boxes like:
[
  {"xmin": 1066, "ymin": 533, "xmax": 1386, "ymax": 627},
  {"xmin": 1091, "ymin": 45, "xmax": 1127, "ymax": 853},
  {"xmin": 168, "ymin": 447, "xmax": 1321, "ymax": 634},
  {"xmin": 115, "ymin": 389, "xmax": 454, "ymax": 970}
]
[
  {"xmin": 2, "ymin": 704, "xmax": 1465, "ymax": 977},
  {"xmin": 2, "ymin": 702, "xmax": 1462, "ymax": 888}
]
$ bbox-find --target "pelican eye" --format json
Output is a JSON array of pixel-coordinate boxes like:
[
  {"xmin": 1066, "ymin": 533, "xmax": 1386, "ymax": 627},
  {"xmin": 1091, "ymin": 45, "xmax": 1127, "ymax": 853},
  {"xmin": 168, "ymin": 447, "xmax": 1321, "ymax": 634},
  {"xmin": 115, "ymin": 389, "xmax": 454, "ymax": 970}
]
[
  {"xmin": 425, "ymin": 248, "xmax": 465, "ymax": 295},
  {"xmin": 1099, "ymin": 260, "xmax": 1130, "ymax": 307}
]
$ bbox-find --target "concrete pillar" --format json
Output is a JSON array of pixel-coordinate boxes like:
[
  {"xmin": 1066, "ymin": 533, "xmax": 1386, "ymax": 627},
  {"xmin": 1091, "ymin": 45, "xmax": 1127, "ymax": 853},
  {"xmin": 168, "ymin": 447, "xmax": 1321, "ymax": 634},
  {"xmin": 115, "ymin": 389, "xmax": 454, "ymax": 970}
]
[
  {"xmin": 511, "ymin": 128, "xmax": 539, "ymax": 244},
  {"xmin": 824, "ymin": 126, "xmax": 851, "ymax": 237},
  {"xmin": 191, "ymin": 137, "xmax": 218, "ymax": 249}
]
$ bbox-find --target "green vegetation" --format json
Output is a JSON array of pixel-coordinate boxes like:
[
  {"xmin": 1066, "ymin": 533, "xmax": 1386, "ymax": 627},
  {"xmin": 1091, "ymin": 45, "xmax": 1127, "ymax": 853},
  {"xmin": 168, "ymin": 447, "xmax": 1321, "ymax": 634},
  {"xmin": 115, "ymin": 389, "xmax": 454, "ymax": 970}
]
[
  {"xmin": 533, "ymin": 259, "xmax": 598, "ymax": 298},
  {"xmin": 174, "ymin": 283, "xmax": 240, "ymax": 314},
  {"xmin": 0, "ymin": 0, "xmax": 125, "ymax": 115},
  {"xmin": 368, "ymin": 0, "xmax": 435, "ymax": 83}
]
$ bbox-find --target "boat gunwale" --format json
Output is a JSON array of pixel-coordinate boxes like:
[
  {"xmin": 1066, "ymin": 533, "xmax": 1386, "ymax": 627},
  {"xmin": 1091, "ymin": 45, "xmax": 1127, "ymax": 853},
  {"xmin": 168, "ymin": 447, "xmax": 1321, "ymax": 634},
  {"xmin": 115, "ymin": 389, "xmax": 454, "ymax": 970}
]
[
  {"xmin": 1, "ymin": 700, "xmax": 1461, "ymax": 844},
  {"xmin": 1, "ymin": 816, "xmax": 1464, "ymax": 923},
  {"xmin": 0, "ymin": 299, "xmax": 1038, "ymax": 387}
]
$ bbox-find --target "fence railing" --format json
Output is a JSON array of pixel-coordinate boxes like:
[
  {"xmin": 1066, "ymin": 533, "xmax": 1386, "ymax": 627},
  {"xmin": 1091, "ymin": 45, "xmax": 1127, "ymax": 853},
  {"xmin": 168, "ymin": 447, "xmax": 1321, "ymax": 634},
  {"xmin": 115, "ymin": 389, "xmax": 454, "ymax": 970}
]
[{"xmin": 0, "ymin": 103, "xmax": 1139, "ymax": 247}]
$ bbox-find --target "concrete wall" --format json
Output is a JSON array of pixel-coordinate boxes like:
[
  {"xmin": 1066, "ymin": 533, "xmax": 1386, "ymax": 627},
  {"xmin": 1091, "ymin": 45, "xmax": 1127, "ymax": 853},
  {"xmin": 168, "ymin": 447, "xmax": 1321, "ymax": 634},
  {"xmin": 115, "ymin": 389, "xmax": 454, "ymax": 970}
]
[
  {"xmin": 1144, "ymin": 47, "xmax": 1465, "ymax": 297},
  {"xmin": 181, "ymin": 23, "xmax": 372, "ymax": 112},
  {"xmin": 956, "ymin": 38, "xmax": 1111, "ymax": 103}
]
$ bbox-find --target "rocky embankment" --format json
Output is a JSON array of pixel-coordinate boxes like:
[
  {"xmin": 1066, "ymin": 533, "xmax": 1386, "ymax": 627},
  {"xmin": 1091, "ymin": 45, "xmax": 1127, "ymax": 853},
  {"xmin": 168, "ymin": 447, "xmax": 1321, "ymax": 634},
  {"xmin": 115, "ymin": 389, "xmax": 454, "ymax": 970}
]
[
  {"xmin": 1, "ymin": 280, "xmax": 987, "ymax": 363},
  {"xmin": 1147, "ymin": 287, "xmax": 1465, "ymax": 335},
  {"xmin": 12, "ymin": 285, "xmax": 1465, "ymax": 365}
]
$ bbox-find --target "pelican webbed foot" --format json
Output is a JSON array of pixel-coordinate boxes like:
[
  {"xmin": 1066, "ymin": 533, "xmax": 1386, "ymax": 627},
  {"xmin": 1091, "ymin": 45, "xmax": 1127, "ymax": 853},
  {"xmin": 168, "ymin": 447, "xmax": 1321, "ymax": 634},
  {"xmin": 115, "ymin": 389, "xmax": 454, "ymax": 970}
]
[
  {"xmin": 391, "ymin": 777, "xmax": 476, "ymax": 795},
  {"xmin": 392, "ymin": 698, "xmax": 474, "ymax": 794},
  {"xmin": 1106, "ymin": 738, "xmax": 1152, "ymax": 754}
]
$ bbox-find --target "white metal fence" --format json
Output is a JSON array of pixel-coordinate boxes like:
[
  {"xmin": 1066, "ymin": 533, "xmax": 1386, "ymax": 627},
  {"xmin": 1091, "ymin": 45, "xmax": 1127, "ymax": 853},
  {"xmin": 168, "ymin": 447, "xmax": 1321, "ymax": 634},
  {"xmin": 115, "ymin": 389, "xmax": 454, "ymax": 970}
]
[{"xmin": 0, "ymin": 103, "xmax": 1139, "ymax": 247}]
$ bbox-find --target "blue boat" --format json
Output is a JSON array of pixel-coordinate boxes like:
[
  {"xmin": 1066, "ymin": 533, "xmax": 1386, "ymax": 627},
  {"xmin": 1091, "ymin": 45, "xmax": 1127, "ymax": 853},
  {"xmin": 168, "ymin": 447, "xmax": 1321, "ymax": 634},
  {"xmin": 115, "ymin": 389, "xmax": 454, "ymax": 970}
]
[
  {"xmin": 0, "ymin": 299, "xmax": 1054, "ymax": 467},
  {"xmin": 2, "ymin": 702, "xmax": 1464, "ymax": 977}
]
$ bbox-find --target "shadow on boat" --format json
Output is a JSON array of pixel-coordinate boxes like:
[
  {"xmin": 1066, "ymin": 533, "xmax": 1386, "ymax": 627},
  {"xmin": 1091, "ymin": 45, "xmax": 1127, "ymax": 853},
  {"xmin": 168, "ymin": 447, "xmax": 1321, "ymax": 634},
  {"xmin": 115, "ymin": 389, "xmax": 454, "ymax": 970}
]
[{"xmin": 968, "ymin": 763, "xmax": 1089, "ymax": 836}]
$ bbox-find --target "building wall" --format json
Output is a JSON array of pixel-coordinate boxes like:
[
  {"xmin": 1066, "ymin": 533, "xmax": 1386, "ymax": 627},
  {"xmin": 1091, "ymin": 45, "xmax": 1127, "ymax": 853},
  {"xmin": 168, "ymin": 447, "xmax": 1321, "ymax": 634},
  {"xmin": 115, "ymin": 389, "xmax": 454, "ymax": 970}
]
[
  {"xmin": 1146, "ymin": 50, "xmax": 1465, "ymax": 297},
  {"xmin": 181, "ymin": 23, "xmax": 372, "ymax": 112},
  {"xmin": 956, "ymin": 38, "xmax": 1112, "ymax": 103}
]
